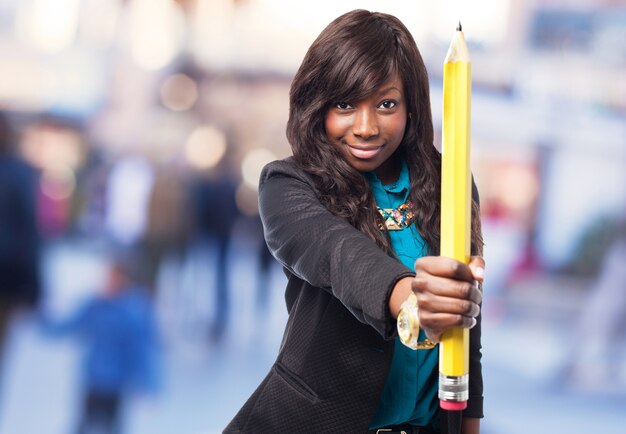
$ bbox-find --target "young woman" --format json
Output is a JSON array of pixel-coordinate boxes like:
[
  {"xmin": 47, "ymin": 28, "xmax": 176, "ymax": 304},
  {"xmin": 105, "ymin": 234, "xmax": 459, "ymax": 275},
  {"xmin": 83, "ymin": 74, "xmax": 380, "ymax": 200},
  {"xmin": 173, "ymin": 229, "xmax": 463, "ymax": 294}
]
[{"xmin": 225, "ymin": 9, "xmax": 485, "ymax": 434}]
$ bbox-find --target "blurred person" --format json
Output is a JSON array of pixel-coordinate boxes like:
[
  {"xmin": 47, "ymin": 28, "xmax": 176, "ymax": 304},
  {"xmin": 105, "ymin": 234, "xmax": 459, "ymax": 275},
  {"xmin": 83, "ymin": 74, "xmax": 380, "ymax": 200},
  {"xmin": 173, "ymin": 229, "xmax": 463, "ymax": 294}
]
[
  {"xmin": 142, "ymin": 163, "xmax": 192, "ymax": 293},
  {"xmin": 225, "ymin": 10, "xmax": 485, "ymax": 434},
  {"xmin": 560, "ymin": 216, "xmax": 626, "ymax": 391},
  {"xmin": 22, "ymin": 117, "xmax": 86, "ymax": 237},
  {"xmin": 40, "ymin": 248, "xmax": 161, "ymax": 434},
  {"xmin": 0, "ymin": 112, "xmax": 41, "ymax": 374},
  {"xmin": 190, "ymin": 158, "xmax": 240, "ymax": 342},
  {"xmin": 255, "ymin": 232, "xmax": 274, "ymax": 312},
  {"xmin": 104, "ymin": 153, "xmax": 154, "ymax": 248}
]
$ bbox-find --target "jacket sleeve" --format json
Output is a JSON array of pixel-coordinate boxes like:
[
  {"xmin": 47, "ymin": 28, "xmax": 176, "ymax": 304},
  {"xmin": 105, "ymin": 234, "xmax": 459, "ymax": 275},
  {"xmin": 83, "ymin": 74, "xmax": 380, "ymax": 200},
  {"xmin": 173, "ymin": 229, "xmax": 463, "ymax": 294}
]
[
  {"xmin": 464, "ymin": 175, "xmax": 484, "ymax": 418},
  {"xmin": 258, "ymin": 170, "xmax": 414, "ymax": 339},
  {"xmin": 463, "ymin": 310, "xmax": 484, "ymax": 418}
]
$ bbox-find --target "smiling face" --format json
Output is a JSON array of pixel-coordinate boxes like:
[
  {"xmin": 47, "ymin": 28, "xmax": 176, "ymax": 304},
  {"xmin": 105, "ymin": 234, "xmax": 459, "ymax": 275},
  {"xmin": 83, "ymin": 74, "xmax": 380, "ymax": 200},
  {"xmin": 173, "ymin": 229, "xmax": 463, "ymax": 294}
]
[{"xmin": 324, "ymin": 74, "xmax": 407, "ymax": 184}]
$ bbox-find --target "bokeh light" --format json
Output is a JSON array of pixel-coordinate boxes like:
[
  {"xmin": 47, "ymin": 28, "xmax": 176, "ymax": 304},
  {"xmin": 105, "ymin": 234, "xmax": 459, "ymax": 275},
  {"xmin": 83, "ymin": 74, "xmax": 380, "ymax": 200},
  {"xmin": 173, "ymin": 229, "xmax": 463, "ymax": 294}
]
[
  {"xmin": 40, "ymin": 165, "xmax": 76, "ymax": 201},
  {"xmin": 128, "ymin": 0, "xmax": 185, "ymax": 70},
  {"xmin": 241, "ymin": 148, "xmax": 277, "ymax": 190},
  {"xmin": 16, "ymin": 0, "xmax": 81, "ymax": 54},
  {"xmin": 184, "ymin": 125, "xmax": 227, "ymax": 170},
  {"xmin": 160, "ymin": 74, "xmax": 199, "ymax": 112},
  {"xmin": 235, "ymin": 183, "xmax": 260, "ymax": 216}
]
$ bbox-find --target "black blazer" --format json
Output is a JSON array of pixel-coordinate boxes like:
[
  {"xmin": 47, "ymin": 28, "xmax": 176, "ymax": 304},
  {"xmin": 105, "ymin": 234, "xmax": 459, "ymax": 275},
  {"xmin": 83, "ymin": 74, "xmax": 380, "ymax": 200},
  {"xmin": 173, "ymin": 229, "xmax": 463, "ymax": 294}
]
[{"xmin": 225, "ymin": 158, "xmax": 483, "ymax": 433}]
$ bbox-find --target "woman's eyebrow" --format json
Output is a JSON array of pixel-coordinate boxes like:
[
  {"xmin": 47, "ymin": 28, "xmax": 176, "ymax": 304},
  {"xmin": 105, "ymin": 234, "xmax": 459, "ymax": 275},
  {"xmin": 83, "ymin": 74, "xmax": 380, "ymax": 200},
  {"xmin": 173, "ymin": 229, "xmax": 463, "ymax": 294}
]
[{"xmin": 376, "ymin": 86, "xmax": 402, "ymax": 96}]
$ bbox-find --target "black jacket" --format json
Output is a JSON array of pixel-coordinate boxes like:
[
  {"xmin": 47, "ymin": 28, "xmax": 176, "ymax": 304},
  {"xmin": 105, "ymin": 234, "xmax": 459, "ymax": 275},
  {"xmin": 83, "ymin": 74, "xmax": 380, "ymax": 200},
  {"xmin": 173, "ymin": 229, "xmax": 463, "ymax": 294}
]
[{"xmin": 225, "ymin": 158, "xmax": 483, "ymax": 433}]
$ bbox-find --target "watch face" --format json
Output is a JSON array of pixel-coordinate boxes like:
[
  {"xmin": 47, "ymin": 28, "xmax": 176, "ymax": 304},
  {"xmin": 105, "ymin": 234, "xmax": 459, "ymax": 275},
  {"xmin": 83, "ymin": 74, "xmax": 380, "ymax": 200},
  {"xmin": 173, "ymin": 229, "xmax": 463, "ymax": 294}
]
[{"xmin": 397, "ymin": 310, "xmax": 412, "ymax": 344}]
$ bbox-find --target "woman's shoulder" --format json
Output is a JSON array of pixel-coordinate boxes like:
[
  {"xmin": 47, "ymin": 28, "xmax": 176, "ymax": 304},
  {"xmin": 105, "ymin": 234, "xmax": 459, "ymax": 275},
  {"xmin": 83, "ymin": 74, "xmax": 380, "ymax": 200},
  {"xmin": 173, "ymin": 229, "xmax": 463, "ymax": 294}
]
[{"xmin": 260, "ymin": 156, "xmax": 315, "ymax": 187}]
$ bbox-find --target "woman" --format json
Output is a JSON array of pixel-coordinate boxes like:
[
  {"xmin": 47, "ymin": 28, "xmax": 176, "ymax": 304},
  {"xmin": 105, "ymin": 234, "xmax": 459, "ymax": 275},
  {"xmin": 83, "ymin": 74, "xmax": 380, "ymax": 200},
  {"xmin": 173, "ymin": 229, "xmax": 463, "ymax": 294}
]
[{"xmin": 225, "ymin": 10, "xmax": 484, "ymax": 434}]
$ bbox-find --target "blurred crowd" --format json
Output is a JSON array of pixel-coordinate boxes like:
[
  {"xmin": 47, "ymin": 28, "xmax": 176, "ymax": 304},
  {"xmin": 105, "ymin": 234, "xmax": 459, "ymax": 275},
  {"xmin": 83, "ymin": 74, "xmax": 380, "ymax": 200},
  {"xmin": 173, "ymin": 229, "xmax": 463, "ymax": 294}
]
[{"xmin": 0, "ymin": 109, "xmax": 246, "ymax": 433}]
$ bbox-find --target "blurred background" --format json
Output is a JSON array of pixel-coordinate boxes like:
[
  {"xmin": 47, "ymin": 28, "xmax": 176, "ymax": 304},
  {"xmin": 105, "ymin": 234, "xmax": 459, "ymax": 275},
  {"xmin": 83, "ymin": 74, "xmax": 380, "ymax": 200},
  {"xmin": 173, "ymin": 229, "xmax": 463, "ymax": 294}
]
[{"xmin": 0, "ymin": 0, "xmax": 624, "ymax": 433}]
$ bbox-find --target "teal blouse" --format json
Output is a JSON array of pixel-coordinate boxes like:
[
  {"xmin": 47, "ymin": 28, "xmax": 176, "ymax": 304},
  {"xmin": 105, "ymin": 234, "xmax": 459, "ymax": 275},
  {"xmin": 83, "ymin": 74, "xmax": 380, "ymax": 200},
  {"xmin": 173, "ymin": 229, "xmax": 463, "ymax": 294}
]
[{"xmin": 367, "ymin": 161, "xmax": 440, "ymax": 429}]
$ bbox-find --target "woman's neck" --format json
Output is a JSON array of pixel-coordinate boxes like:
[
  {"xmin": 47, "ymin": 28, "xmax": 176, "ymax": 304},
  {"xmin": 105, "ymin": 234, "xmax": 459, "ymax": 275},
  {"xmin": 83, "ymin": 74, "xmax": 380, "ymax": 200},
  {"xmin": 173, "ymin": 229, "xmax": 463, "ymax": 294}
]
[{"xmin": 375, "ymin": 154, "xmax": 402, "ymax": 185}]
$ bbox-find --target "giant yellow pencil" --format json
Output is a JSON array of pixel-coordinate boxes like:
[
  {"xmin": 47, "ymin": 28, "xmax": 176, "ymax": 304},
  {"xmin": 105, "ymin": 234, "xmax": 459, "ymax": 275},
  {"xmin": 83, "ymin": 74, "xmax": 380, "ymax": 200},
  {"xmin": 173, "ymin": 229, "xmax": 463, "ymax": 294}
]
[{"xmin": 439, "ymin": 22, "xmax": 472, "ymax": 411}]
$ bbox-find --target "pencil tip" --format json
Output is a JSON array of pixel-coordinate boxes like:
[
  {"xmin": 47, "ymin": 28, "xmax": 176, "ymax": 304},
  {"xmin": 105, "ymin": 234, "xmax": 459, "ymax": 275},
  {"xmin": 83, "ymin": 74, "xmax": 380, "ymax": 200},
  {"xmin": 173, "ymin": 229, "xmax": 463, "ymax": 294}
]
[{"xmin": 457, "ymin": 21, "xmax": 462, "ymax": 31}]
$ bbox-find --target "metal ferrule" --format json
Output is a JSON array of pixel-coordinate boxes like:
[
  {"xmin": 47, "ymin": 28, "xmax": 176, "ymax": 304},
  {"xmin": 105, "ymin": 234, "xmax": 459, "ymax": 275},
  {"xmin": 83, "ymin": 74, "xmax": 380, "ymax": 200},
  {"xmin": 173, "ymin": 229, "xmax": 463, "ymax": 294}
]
[{"xmin": 438, "ymin": 374, "xmax": 469, "ymax": 402}]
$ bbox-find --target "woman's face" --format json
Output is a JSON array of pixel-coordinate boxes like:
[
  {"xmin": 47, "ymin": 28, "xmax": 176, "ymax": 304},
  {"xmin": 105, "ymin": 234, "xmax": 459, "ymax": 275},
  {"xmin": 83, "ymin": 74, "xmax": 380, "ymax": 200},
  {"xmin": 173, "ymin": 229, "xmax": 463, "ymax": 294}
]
[{"xmin": 324, "ymin": 74, "xmax": 407, "ymax": 183}]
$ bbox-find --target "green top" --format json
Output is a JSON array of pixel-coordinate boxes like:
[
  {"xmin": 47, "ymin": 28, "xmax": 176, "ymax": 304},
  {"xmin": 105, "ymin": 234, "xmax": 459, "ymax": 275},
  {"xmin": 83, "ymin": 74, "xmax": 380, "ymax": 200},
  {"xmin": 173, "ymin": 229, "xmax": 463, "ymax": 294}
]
[{"xmin": 367, "ymin": 161, "xmax": 440, "ymax": 430}]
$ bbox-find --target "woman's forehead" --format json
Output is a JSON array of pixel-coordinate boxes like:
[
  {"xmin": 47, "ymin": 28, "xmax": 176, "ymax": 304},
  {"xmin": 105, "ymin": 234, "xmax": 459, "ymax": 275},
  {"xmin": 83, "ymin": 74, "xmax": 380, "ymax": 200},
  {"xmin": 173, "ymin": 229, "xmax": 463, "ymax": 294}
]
[{"xmin": 334, "ymin": 72, "xmax": 403, "ymax": 101}]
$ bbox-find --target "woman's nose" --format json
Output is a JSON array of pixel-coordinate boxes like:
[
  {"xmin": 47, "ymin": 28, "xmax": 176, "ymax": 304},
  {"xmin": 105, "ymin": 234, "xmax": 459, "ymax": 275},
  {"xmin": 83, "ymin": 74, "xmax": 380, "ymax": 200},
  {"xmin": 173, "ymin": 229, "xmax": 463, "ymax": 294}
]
[{"xmin": 352, "ymin": 107, "xmax": 379, "ymax": 139}]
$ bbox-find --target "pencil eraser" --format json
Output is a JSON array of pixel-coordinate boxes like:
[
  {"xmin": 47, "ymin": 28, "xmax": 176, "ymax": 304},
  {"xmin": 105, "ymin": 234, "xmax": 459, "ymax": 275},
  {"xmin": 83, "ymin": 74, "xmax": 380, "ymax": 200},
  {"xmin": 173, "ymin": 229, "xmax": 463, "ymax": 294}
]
[{"xmin": 440, "ymin": 400, "xmax": 467, "ymax": 411}]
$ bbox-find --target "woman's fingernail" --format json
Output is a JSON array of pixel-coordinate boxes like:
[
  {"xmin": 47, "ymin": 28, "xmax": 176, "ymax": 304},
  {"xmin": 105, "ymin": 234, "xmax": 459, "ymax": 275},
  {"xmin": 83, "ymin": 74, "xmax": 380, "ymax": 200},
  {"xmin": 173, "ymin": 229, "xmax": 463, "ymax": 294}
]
[
  {"xmin": 470, "ymin": 317, "xmax": 477, "ymax": 329},
  {"xmin": 475, "ymin": 267, "xmax": 484, "ymax": 280}
]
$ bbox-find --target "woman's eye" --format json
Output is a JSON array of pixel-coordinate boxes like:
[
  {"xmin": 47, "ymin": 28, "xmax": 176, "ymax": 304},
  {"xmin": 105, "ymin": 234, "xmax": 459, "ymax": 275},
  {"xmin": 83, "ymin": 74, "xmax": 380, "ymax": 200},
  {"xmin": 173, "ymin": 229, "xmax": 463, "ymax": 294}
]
[
  {"xmin": 379, "ymin": 100, "xmax": 397, "ymax": 109},
  {"xmin": 336, "ymin": 102, "xmax": 352, "ymax": 110}
]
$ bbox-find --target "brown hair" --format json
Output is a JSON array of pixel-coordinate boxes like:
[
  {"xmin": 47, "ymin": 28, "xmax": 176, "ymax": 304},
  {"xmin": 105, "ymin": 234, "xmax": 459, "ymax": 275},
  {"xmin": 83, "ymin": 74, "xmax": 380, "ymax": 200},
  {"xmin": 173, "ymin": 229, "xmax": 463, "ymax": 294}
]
[{"xmin": 286, "ymin": 9, "xmax": 482, "ymax": 255}]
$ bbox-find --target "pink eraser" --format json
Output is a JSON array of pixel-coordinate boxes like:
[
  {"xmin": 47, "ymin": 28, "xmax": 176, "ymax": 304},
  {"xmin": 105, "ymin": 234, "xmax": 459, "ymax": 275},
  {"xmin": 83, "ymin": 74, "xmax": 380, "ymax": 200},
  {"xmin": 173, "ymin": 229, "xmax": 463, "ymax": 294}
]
[{"xmin": 440, "ymin": 400, "xmax": 467, "ymax": 411}]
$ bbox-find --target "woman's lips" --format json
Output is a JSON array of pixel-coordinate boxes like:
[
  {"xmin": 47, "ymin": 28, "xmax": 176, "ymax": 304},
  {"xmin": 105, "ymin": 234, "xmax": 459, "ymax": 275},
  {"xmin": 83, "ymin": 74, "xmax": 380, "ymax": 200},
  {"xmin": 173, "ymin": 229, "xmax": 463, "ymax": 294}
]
[{"xmin": 347, "ymin": 144, "xmax": 383, "ymax": 159}]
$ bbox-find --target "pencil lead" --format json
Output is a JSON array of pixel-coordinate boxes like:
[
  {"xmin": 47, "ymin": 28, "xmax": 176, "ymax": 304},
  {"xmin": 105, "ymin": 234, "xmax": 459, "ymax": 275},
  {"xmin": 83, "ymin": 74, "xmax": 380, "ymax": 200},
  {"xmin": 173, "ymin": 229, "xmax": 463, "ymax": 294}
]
[{"xmin": 457, "ymin": 21, "xmax": 462, "ymax": 32}]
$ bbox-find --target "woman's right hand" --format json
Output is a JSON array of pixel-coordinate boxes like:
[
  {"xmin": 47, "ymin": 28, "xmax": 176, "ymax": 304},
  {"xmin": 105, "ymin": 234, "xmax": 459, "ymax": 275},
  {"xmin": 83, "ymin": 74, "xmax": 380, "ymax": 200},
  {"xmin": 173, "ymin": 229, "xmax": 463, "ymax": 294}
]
[{"xmin": 411, "ymin": 256, "xmax": 484, "ymax": 342}]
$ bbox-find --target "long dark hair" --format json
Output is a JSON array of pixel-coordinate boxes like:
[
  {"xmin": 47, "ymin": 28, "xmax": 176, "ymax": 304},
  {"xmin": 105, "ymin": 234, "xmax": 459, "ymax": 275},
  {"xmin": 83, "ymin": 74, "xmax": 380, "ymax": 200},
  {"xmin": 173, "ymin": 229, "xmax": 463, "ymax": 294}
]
[{"xmin": 287, "ymin": 9, "xmax": 482, "ymax": 255}]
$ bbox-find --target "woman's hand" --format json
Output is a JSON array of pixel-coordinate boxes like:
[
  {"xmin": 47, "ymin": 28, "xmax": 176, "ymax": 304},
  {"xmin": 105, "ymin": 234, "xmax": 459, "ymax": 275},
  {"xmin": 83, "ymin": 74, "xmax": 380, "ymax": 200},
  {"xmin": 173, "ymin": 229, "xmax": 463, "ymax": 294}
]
[{"xmin": 411, "ymin": 256, "xmax": 484, "ymax": 342}]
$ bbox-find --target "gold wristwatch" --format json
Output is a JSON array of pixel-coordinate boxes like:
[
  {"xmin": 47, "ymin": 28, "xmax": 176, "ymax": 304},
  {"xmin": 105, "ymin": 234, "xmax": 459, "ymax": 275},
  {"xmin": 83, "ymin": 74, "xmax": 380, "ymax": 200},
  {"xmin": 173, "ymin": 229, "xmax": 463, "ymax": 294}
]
[{"xmin": 397, "ymin": 293, "xmax": 437, "ymax": 350}]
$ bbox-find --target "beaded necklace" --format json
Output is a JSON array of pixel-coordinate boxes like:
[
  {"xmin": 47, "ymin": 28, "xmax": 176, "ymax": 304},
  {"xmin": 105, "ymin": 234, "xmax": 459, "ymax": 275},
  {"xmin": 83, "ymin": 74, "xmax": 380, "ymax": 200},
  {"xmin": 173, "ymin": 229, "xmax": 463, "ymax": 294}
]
[{"xmin": 377, "ymin": 201, "xmax": 416, "ymax": 230}]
